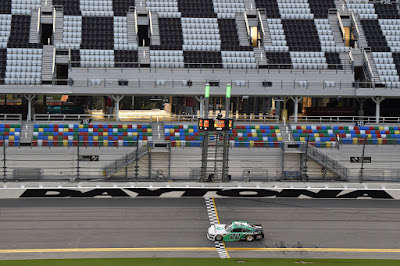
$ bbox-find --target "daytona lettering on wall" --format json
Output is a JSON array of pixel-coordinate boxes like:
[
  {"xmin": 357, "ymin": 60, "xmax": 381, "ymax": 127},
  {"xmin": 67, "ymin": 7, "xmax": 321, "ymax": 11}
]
[{"xmin": 17, "ymin": 188, "xmax": 394, "ymax": 199}]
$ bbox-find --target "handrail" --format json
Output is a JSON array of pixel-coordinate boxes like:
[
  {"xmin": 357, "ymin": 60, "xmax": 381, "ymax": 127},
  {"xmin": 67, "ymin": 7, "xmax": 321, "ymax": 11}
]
[
  {"xmin": 37, "ymin": 7, "xmax": 41, "ymax": 42},
  {"xmin": 134, "ymin": 8, "xmax": 138, "ymax": 34},
  {"xmin": 305, "ymin": 143, "xmax": 348, "ymax": 179},
  {"xmin": 243, "ymin": 12, "xmax": 250, "ymax": 39},
  {"xmin": 336, "ymin": 10, "xmax": 345, "ymax": 41},
  {"xmin": 257, "ymin": 10, "xmax": 265, "ymax": 39},
  {"xmin": 290, "ymin": 116, "xmax": 400, "ymax": 124},
  {"xmin": 103, "ymin": 142, "xmax": 149, "ymax": 178},
  {"xmin": 149, "ymin": 9, "xmax": 153, "ymax": 35},
  {"xmin": 362, "ymin": 48, "xmax": 375, "ymax": 81},
  {"xmin": 52, "ymin": 46, "xmax": 56, "ymax": 77},
  {"xmin": 351, "ymin": 12, "xmax": 361, "ymax": 41},
  {"xmin": 0, "ymin": 114, "xmax": 23, "ymax": 121}
]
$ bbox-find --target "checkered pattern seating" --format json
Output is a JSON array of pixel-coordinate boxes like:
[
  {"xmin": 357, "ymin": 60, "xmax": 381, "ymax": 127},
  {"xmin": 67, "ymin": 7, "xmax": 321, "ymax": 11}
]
[
  {"xmin": 32, "ymin": 124, "xmax": 152, "ymax": 147},
  {"xmin": 0, "ymin": 124, "xmax": 20, "ymax": 146}
]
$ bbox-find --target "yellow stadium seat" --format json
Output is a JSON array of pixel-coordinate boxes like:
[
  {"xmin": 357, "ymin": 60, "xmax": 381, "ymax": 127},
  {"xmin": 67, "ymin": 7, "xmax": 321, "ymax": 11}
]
[
  {"xmin": 79, "ymin": 124, "xmax": 84, "ymax": 129},
  {"xmin": 255, "ymin": 125, "xmax": 260, "ymax": 130},
  {"xmin": 170, "ymin": 129, "xmax": 174, "ymax": 134},
  {"xmin": 300, "ymin": 137, "xmax": 305, "ymax": 141},
  {"xmin": 176, "ymin": 141, "xmax": 180, "ymax": 147},
  {"xmin": 396, "ymin": 130, "xmax": 400, "ymax": 135},
  {"xmin": 94, "ymin": 136, "xmax": 98, "ymax": 141},
  {"xmin": 252, "ymin": 133, "xmax": 257, "ymax": 137},
  {"xmin": 379, "ymin": 127, "xmax": 384, "ymax": 131},
  {"xmin": 148, "ymin": 128, "xmax": 152, "ymax": 133},
  {"xmin": 250, "ymin": 141, "xmax": 254, "ymax": 148},
  {"xmin": 39, "ymin": 128, "xmax": 43, "ymax": 132},
  {"xmin": 301, "ymin": 126, "xmax": 306, "ymax": 130},
  {"xmin": 9, "ymin": 136, "xmax": 14, "ymax": 141},
  {"xmin": 326, "ymin": 141, "xmax": 331, "ymax": 147},
  {"xmin": 314, "ymin": 133, "xmax": 319, "ymax": 137},
  {"xmin": 63, "ymin": 140, "xmax": 68, "ymax": 146},
  {"xmin": 64, "ymin": 128, "xmax": 68, "ymax": 132},
  {"xmin": 10, "ymin": 128, "xmax": 15, "ymax": 132},
  {"xmin": 48, "ymin": 136, "xmax": 53, "ymax": 140},
  {"xmin": 189, "ymin": 129, "xmax": 194, "ymax": 133},
  {"xmin": 378, "ymin": 138, "xmax": 383, "ymax": 144},
  {"xmin": 123, "ymin": 125, "xmax": 128, "ymax": 129},
  {"xmin": 104, "ymin": 140, "xmax": 108, "ymax": 147},
  {"xmin": 133, "ymin": 132, "xmax": 138, "ymax": 136},
  {"xmin": 103, "ymin": 132, "xmax": 108, "ymax": 136},
  {"xmin": 353, "ymin": 138, "xmax": 358, "ymax": 144},
  {"xmin": 278, "ymin": 137, "xmax": 283, "ymax": 141},
  {"xmin": 276, "ymin": 129, "xmax": 280, "ymax": 133},
  {"xmin": 368, "ymin": 134, "xmax": 372, "ymax": 139}
]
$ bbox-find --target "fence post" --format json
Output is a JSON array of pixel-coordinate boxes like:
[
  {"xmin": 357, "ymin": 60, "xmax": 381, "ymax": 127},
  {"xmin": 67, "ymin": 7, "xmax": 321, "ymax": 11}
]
[
  {"xmin": 3, "ymin": 143, "xmax": 6, "ymax": 181},
  {"xmin": 76, "ymin": 143, "xmax": 80, "ymax": 181}
]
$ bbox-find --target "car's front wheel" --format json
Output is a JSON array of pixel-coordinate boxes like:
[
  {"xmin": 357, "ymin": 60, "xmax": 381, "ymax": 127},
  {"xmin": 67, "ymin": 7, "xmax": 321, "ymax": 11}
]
[
  {"xmin": 246, "ymin": 235, "xmax": 254, "ymax": 242},
  {"xmin": 215, "ymin": 235, "xmax": 223, "ymax": 241}
]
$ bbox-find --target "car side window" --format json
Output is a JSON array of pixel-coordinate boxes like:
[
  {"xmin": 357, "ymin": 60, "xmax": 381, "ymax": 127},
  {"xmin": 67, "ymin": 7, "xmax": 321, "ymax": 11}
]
[
  {"xmin": 242, "ymin": 228, "xmax": 251, "ymax": 232},
  {"xmin": 232, "ymin": 228, "xmax": 242, "ymax": 232}
]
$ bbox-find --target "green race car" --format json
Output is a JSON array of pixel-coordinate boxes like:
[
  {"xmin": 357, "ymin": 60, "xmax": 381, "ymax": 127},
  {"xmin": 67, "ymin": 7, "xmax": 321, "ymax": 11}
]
[{"xmin": 207, "ymin": 221, "xmax": 264, "ymax": 242}]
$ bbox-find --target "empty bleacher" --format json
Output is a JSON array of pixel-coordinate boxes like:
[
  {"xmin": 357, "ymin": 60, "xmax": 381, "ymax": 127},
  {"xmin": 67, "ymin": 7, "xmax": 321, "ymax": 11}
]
[
  {"xmin": 164, "ymin": 124, "xmax": 282, "ymax": 147},
  {"xmin": 32, "ymin": 124, "xmax": 152, "ymax": 147},
  {"xmin": 0, "ymin": 124, "xmax": 20, "ymax": 146},
  {"xmin": 291, "ymin": 124, "xmax": 400, "ymax": 146}
]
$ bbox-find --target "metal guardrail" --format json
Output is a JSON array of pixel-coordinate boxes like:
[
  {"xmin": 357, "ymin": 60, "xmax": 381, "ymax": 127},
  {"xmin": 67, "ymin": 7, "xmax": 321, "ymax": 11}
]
[
  {"xmin": 102, "ymin": 142, "xmax": 149, "ymax": 178},
  {"xmin": 302, "ymin": 143, "xmax": 348, "ymax": 180},
  {"xmin": 290, "ymin": 116, "xmax": 400, "ymax": 124},
  {"xmin": 0, "ymin": 114, "xmax": 22, "ymax": 121}
]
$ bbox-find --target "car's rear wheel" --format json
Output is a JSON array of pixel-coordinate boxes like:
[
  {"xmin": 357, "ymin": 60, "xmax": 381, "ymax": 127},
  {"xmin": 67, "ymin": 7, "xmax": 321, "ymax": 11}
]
[
  {"xmin": 246, "ymin": 235, "xmax": 254, "ymax": 242},
  {"xmin": 215, "ymin": 235, "xmax": 223, "ymax": 241}
]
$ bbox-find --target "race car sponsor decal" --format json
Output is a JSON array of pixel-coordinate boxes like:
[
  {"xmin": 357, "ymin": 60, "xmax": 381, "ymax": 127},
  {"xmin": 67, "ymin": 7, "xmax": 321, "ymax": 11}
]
[{"xmin": 12, "ymin": 188, "xmax": 396, "ymax": 199}]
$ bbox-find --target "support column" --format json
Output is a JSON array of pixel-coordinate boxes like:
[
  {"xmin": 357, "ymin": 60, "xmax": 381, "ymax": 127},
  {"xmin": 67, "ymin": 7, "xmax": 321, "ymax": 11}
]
[
  {"xmin": 24, "ymin": 95, "xmax": 36, "ymax": 121},
  {"xmin": 195, "ymin": 96, "xmax": 205, "ymax": 117},
  {"xmin": 111, "ymin": 95, "xmax": 124, "ymax": 121},
  {"xmin": 281, "ymin": 97, "xmax": 289, "ymax": 121},
  {"xmin": 290, "ymin": 96, "xmax": 303, "ymax": 123},
  {"xmin": 372, "ymin": 97, "xmax": 385, "ymax": 123},
  {"xmin": 357, "ymin": 98, "xmax": 367, "ymax": 117},
  {"xmin": 131, "ymin": 96, "xmax": 135, "ymax": 110}
]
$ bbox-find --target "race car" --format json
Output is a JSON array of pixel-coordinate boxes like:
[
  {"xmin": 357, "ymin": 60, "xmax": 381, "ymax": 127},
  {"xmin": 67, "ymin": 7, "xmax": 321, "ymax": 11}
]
[{"xmin": 207, "ymin": 221, "xmax": 264, "ymax": 242}]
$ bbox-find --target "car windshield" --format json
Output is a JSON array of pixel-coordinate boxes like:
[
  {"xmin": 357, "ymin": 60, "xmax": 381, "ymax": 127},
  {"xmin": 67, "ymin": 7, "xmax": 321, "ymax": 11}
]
[{"xmin": 225, "ymin": 225, "xmax": 233, "ymax": 232}]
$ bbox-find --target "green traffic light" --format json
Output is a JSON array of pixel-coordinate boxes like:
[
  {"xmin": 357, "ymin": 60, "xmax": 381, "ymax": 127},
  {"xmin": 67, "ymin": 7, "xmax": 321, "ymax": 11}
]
[
  {"xmin": 226, "ymin": 84, "xmax": 231, "ymax": 98},
  {"xmin": 205, "ymin": 83, "xmax": 210, "ymax": 98}
]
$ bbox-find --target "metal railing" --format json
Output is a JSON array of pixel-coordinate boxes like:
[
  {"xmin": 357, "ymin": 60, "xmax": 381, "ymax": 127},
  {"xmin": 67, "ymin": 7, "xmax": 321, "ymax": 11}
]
[
  {"xmin": 290, "ymin": 116, "xmax": 400, "ymax": 124},
  {"xmin": 103, "ymin": 142, "xmax": 149, "ymax": 178},
  {"xmin": 0, "ymin": 114, "xmax": 22, "ymax": 122},
  {"xmin": 302, "ymin": 143, "xmax": 348, "ymax": 179}
]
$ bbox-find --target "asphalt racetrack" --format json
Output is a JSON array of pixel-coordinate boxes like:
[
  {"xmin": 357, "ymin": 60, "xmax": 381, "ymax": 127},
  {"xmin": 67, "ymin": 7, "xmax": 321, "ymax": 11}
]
[{"xmin": 0, "ymin": 198, "xmax": 400, "ymax": 260}]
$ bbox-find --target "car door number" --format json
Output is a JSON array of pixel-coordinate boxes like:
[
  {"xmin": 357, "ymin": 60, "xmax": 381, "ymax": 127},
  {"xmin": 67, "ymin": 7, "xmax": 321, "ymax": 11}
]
[{"xmin": 230, "ymin": 233, "xmax": 241, "ymax": 240}]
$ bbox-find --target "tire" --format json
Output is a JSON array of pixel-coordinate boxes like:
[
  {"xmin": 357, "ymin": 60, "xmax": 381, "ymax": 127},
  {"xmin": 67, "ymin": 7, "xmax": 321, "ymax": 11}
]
[
  {"xmin": 215, "ymin": 235, "xmax": 223, "ymax": 241},
  {"xmin": 246, "ymin": 235, "xmax": 254, "ymax": 242}
]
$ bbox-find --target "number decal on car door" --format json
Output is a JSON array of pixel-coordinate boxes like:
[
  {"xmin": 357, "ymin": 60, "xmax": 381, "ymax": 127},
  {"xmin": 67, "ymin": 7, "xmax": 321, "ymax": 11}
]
[{"xmin": 230, "ymin": 233, "xmax": 241, "ymax": 240}]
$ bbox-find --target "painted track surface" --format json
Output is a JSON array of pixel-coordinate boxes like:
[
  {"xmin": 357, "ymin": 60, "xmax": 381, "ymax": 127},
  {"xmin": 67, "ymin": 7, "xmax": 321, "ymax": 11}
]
[{"xmin": 0, "ymin": 198, "xmax": 400, "ymax": 260}]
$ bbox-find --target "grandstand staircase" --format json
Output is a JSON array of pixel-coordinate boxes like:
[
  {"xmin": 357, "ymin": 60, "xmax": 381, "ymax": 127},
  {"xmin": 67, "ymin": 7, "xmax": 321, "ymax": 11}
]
[
  {"xmin": 20, "ymin": 122, "xmax": 34, "ymax": 145},
  {"xmin": 235, "ymin": 13, "xmax": 250, "ymax": 47},
  {"xmin": 29, "ymin": 9, "xmax": 40, "ymax": 44},
  {"xmin": 127, "ymin": 8, "xmax": 138, "ymax": 47},
  {"xmin": 243, "ymin": 0, "xmax": 256, "ymax": 11},
  {"xmin": 53, "ymin": 7, "xmax": 64, "ymax": 47},
  {"xmin": 138, "ymin": 47, "xmax": 150, "ymax": 67},
  {"xmin": 41, "ymin": 0, "xmax": 52, "ymax": 7},
  {"xmin": 42, "ymin": 45, "xmax": 55, "ymax": 84},
  {"xmin": 334, "ymin": 0, "xmax": 349, "ymax": 16},
  {"xmin": 365, "ymin": 52, "xmax": 382, "ymax": 83},
  {"xmin": 149, "ymin": 11, "xmax": 160, "ymax": 46},
  {"xmin": 303, "ymin": 144, "xmax": 348, "ymax": 180},
  {"xmin": 278, "ymin": 124, "xmax": 291, "ymax": 142},
  {"xmin": 352, "ymin": 14, "xmax": 368, "ymax": 48},
  {"xmin": 253, "ymin": 48, "xmax": 268, "ymax": 67},
  {"xmin": 328, "ymin": 13, "xmax": 345, "ymax": 48},
  {"xmin": 151, "ymin": 122, "xmax": 164, "ymax": 142},
  {"xmin": 201, "ymin": 133, "xmax": 229, "ymax": 181},
  {"xmin": 258, "ymin": 13, "xmax": 272, "ymax": 47},
  {"xmin": 103, "ymin": 143, "xmax": 150, "ymax": 179}
]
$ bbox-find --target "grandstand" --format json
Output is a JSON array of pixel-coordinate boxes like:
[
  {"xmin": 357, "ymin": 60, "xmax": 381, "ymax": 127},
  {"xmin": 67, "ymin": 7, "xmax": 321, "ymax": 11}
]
[
  {"xmin": 1, "ymin": 0, "xmax": 400, "ymax": 182},
  {"xmin": 0, "ymin": 0, "xmax": 399, "ymax": 120}
]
